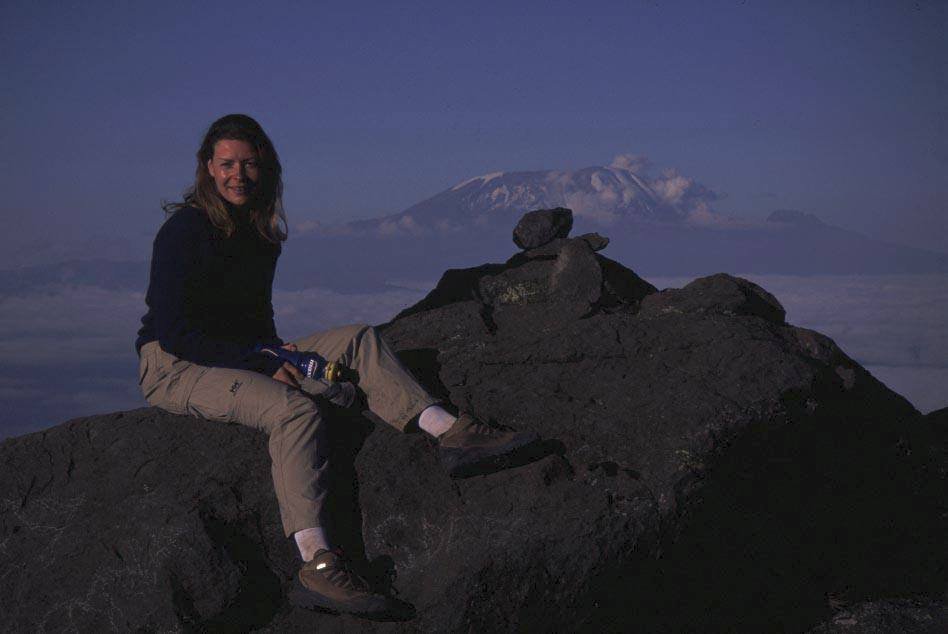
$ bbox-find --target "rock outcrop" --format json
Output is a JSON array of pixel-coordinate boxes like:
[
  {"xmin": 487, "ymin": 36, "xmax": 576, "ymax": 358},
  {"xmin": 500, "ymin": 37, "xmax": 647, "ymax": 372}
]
[
  {"xmin": 512, "ymin": 207, "xmax": 574, "ymax": 249},
  {"xmin": 807, "ymin": 598, "xmax": 948, "ymax": 633},
  {"xmin": 1, "ymin": 209, "xmax": 945, "ymax": 633}
]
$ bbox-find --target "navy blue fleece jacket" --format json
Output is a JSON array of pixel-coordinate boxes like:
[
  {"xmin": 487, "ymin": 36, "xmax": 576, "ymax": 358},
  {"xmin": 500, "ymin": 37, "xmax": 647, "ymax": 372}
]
[{"xmin": 135, "ymin": 206, "xmax": 285, "ymax": 376}]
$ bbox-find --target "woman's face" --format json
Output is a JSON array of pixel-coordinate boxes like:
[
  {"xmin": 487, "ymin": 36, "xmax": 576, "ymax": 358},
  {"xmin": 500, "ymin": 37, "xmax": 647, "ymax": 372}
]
[{"xmin": 206, "ymin": 139, "xmax": 260, "ymax": 210}]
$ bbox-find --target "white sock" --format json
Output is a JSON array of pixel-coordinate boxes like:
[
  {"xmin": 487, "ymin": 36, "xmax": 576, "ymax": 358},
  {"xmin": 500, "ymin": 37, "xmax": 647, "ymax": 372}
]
[
  {"xmin": 418, "ymin": 405, "xmax": 457, "ymax": 438},
  {"xmin": 294, "ymin": 526, "xmax": 330, "ymax": 562}
]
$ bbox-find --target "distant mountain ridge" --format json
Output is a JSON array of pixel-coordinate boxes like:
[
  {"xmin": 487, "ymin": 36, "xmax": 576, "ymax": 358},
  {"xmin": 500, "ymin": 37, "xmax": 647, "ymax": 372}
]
[
  {"xmin": 766, "ymin": 209, "xmax": 827, "ymax": 227},
  {"xmin": 271, "ymin": 156, "xmax": 948, "ymax": 286},
  {"xmin": 0, "ymin": 155, "xmax": 945, "ymax": 294},
  {"xmin": 318, "ymin": 155, "xmax": 723, "ymax": 238}
]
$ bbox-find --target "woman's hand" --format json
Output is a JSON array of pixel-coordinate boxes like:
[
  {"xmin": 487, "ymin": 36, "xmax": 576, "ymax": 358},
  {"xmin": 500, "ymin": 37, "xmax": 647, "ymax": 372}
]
[
  {"xmin": 271, "ymin": 343, "xmax": 301, "ymax": 387},
  {"xmin": 272, "ymin": 361, "xmax": 304, "ymax": 388}
]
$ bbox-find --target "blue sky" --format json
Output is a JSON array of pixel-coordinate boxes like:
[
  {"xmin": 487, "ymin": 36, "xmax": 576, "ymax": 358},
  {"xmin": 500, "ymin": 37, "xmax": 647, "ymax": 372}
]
[{"xmin": 1, "ymin": 0, "xmax": 944, "ymax": 259}]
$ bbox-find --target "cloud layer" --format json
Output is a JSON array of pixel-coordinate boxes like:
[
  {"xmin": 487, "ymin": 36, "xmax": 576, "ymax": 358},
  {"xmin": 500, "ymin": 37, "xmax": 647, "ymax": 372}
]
[
  {"xmin": 1, "ymin": 273, "xmax": 944, "ymax": 439},
  {"xmin": 0, "ymin": 283, "xmax": 428, "ymax": 438}
]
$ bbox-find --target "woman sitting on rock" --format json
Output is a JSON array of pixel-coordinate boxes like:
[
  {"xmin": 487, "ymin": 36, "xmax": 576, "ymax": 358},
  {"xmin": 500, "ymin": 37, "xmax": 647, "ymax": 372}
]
[{"xmin": 135, "ymin": 113, "xmax": 537, "ymax": 616}]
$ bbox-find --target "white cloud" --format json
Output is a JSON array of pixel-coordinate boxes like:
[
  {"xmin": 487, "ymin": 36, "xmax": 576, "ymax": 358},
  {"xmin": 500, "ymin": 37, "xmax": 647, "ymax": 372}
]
[
  {"xmin": 292, "ymin": 219, "xmax": 355, "ymax": 237},
  {"xmin": 436, "ymin": 218, "xmax": 463, "ymax": 233},
  {"xmin": 564, "ymin": 191, "xmax": 621, "ymax": 224},
  {"xmin": 376, "ymin": 214, "xmax": 429, "ymax": 237},
  {"xmin": 0, "ymin": 373, "xmax": 146, "ymax": 439},
  {"xmin": 605, "ymin": 157, "xmax": 723, "ymax": 225},
  {"xmin": 0, "ymin": 283, "xmax": 429, "ymax": 438},
  {"xmin": 644, "ymin": 167, "xmax": 723, "ymax": 224},
  {"xmin": 610, "ymin": 154, "xmax": 652, "ymax": 174},
  {"xmin": 0, "ymin": 283, "xmax": 428, "ymax": 367},
  {"xmin": 651, "ymin": 168, "xmax": 692, "ymax": 205},
  {"xmin": 273, "ymin": 286, "xmax": 427, "ymax": 339},
  {"xmin": 0, "ymin": 286, "xmax": 144, "ymax": 365},
  {"xmin": 863, "ymin": 365, "xmax": 948, "ymax": 414},
  {"xmin": 295, "ymin": 219, "xmax": 323, "ymax": 235},
  {"xmin": 2, "ymin": 274, "xmax": 944, "ymax": 439},
  {"xmin": 683, "ymin": 201, "xmax": 749, "ymax": 228}
]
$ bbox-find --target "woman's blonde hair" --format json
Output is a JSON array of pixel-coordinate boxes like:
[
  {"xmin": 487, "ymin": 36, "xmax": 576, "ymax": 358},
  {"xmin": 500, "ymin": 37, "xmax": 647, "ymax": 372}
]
[{"xmin": 164, "ymin": 114, "xmax": 288, "ymax": 242}]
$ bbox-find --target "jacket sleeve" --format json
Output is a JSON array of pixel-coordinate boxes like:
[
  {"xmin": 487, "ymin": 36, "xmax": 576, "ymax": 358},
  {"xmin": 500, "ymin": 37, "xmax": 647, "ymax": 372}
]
[
  {"xmin": 149, "ymin": 214, "xmax": 285, "ymax": 376},
  {"xmin": 259, "ymin": 244, "xmax": 284, "ymax": 347}
]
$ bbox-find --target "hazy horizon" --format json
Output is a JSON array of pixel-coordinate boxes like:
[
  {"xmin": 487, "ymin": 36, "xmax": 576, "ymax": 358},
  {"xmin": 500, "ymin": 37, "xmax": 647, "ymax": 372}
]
[{"xmin": 1, "ymin": 267, "xmax": 945, "ymax": 441}]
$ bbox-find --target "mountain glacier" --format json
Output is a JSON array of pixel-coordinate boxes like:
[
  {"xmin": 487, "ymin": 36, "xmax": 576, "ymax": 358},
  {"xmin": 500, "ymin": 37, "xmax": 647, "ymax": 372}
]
[{"xmin": 328, "ymin": 155, "xmax": 729, "ymax": 239}]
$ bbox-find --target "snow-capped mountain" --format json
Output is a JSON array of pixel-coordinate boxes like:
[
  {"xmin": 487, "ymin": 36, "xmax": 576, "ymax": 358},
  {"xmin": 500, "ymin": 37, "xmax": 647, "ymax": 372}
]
[
  {"xmin": 2, "ymin": 156, "xmax": 945, "ymax": 296},
  {"xmin": 324, "ymin": 154, "xmax": 725, "ymax": 238},
  {"xmin": 277, "ymin": 154, "xmax": 945, "ymax": 288}
]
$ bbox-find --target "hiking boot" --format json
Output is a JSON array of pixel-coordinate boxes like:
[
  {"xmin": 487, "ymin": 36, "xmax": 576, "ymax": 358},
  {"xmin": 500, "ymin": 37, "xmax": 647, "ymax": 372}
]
[
  {"xmin": 438, "ymin": 412, "xmax": 539, "ymax": 477},
  {"xmin": 289, "ymin": 548, "xmax": 390, "ymax": 615}
]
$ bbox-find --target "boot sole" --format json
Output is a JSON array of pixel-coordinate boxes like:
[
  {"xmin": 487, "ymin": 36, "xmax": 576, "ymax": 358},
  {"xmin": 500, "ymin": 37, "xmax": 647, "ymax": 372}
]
[
  {"xmin": 289, "ymin": 575, "xmax": 391, "ymax": 616},
  {"xmin": 440, "ymin": 431, "xmax": 539, "ymax": 478}
]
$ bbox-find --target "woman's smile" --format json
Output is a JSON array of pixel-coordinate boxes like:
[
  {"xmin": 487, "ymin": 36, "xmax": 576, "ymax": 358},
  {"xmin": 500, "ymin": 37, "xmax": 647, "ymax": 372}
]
[{"xmin": 207, "ymin": 139, "xmax": 260, "ymax": 209}]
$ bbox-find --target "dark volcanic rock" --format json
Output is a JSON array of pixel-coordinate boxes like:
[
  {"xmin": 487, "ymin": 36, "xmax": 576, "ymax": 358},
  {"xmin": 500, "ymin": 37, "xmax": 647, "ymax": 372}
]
[
  {"xmin": 480, "ymin": 237, "xmax": 605, "ymax": 324},
  {"xmin": 521, "ymin": 232, "xmax": 610, "ymax": 258},
  {"xmin": 512, "ymin": 207, "xmax": 574, "ymax": 249},
  {"xmin": 1, "ymin": 213, "xmax": 945, "ymax": 633},
  {"xmin": 641, "ymin": 272, "xmax": 787, "ymax": 324},
  {"xmin": 807, "ymin": 598, "xmax": 948, "ymax": 633},
  {"xmin": 0, "ymin": 411, "xmax": 286, "ymax": 632},
  {"xmin": 398, "ymin": 230, "xmax": 656, "ymax": 332}
]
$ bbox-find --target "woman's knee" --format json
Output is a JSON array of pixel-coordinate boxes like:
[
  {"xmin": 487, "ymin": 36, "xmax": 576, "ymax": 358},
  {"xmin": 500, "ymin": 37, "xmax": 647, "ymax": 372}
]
[
  {"xmin": 349, "ymin": 323, "xmax": 375, "ymax": 339},
  {"xmin": 272, "ymin": 392, "xmax": 323, "ymax": 434},
  {"xmin": 266, "ymin": 394, "xmax": 327, "ymax": 461},
  {"xmin": 339, "ymin": 323, "xmax": 381, "ymax": 355},
  {"xmin": 355, "ymin": 323, "xmax": 385, "ymax": 346}
]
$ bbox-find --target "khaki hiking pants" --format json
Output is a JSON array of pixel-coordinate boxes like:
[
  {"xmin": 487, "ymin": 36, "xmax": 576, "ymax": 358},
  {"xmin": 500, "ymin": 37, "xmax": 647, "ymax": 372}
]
[{"xmin": 138, "ymin": 323, "xmax": 437, "ymax": 537}]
